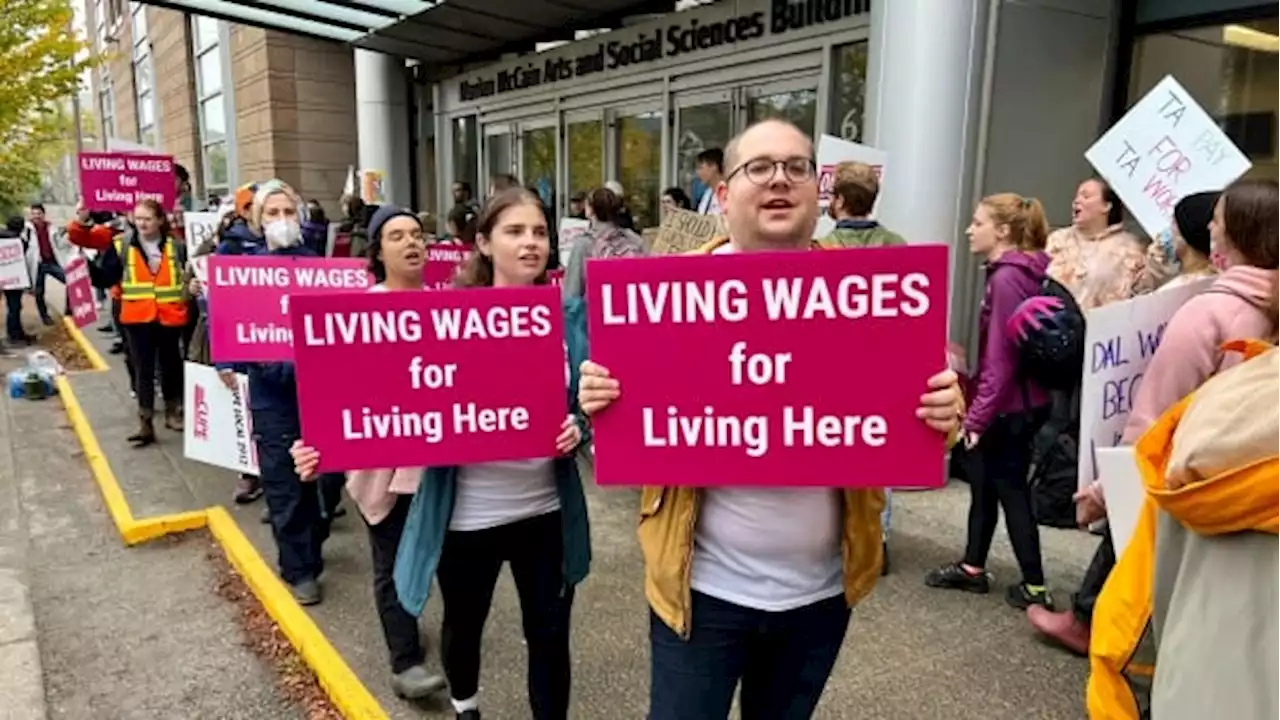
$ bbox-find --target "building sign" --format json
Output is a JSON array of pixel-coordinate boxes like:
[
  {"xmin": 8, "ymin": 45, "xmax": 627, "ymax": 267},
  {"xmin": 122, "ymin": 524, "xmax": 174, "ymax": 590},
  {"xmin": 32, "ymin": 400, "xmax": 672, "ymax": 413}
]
[{"xmin": 458, "ymin": 0, "xmax": 871, "ymax": 101}]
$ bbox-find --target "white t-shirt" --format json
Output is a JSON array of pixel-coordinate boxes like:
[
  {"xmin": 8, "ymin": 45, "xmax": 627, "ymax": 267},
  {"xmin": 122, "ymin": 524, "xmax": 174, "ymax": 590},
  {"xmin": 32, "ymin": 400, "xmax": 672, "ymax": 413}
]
[
  {"xmin": 697, "ymin": 187, "xmax": 723, "ymax": 216},
  {"xmin": 688, "ymin": 241, "xmax": 844, "ymax": 611}
]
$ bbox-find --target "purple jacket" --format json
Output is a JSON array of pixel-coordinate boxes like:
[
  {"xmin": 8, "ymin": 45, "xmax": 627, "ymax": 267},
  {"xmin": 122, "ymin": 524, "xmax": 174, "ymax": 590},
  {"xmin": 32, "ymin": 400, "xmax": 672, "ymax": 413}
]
[{"xmin": 965, "ymin": 250, "xmax": 1050, "ymax": 434}]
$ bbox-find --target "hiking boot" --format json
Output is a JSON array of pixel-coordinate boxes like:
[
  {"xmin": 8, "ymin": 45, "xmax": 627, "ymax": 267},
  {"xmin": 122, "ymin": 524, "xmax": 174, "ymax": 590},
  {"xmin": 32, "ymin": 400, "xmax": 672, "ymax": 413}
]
[
  {"xmin": 109, "ymin": 342, "xmax": 124, "ymax": 355},
  {"xmin": 164, "ymin": 404, "xmax": 183, "ymax": 432},
  {"xmin": 233, "ymin": 475, "xmax": 263, "ymax": 504},
  {"xmin": 391, "ymin": 665, "xmax": 447, "ymax": 700},
  {"xmin": 924, "ymin": 561, "xmax": 990, "ymax": 594},
  {"xmin": 290, "ymin": 578, "xmax": 322, "ymax": 606},
  {"xmin": 1027, "ymin": 605, "xmax": 1089, "ymax": 655},
  {"xmin": 127, "ymin": 411, "xmax": 156, "ymax": 447},
  {"xmin": 1006, "ymin": 582, "xmax": 1054, "ymax": 611}
]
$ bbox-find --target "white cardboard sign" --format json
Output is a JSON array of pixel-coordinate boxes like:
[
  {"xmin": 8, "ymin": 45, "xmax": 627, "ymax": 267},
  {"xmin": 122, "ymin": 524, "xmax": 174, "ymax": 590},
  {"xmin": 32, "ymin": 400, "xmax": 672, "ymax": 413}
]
[
  {"xmin": 183, "ymin": 362, "xmax": 258, "ymax": 475},
  {"xmin": 1084, "ymin": 75, "xmax": 1251, "ymax": 238},
  {"xmin": 183, "ymin": 211, "xmax": 222, "ymax": 259},
  {"xmin": 1077, "ymin": 278, "xmax": 1211, "ymax": 489},
  {"xmin": 0, "ymin": 238, "xmax": 31, "ymax": 290},
  {"xmin": 815, "ymin": 134, "xmax": 888, "ymax": 239},
  {"xmin": 1095, "ymin": 446, "xmax": 1146, "ymax": 556}
]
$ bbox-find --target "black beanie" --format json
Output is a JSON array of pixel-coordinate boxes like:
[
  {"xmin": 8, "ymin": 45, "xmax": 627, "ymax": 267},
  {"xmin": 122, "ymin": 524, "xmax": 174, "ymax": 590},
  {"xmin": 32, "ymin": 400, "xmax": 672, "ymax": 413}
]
[
  {"xmin": 367, "ymin": 204, "xmax": 421, "ymax": 242},
  {"xmin": 1173, "ymin": 191, "xmax": 1219, "ymax": 256}
]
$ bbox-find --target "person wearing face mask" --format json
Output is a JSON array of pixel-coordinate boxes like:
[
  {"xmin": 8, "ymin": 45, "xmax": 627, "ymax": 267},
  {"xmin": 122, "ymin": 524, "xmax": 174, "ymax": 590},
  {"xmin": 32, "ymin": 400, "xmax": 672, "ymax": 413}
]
[
  {"xmin": 85, "ymin": 199, "xmax": 190, "ymax": 446},
  {"xmin": 288, "ymin": 206, "xmax": 448, "ymax": 701},
  {"xmin": 577, "ymin": 120, "xmax": 963, "ymax": 720},
  {"xmin": 391, "ymin": 188, "xmax": 592, "ymax": 720},
  {"xmin": 239, "ymin": 180, "xmax": 345, "ymax": 606}
]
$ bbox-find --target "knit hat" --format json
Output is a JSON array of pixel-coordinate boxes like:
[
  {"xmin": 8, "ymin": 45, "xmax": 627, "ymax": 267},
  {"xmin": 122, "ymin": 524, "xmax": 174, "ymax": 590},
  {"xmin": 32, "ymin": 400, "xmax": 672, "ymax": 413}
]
[
  {"xmin": 368, "ymin": 204, "xmax": 421, "ymax": 242},
  {"xmin": 1173, "ymin": 191, "xmax": 1220, "ymax": 256}
]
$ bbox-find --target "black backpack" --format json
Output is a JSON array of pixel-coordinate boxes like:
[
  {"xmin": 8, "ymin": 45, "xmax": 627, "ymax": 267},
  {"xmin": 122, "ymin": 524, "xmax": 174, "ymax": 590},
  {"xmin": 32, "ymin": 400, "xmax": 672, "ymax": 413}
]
[{"xmin": 1008, "ymin": 273, "xmax": 1087, "ymax": 392}]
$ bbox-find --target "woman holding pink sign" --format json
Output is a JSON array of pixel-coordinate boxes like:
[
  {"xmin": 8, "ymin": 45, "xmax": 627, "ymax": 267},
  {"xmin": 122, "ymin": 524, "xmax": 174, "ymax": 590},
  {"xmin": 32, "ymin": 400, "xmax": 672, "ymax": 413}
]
[{"xmin": 295, "ymin": 190, "xmax": 592, "ymax": 720}]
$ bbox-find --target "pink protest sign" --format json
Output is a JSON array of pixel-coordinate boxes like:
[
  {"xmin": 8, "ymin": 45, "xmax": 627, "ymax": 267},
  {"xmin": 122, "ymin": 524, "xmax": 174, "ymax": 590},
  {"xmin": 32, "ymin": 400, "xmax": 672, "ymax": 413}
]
[
  {"xmin": 207, "ymin": 255, "xmax": 373, "ymax": 363},
  {"xmin": 547, "ymin": 269, "xmax": 564, "ymax": 287},
  {"xmin": 79, "ymin": 152, "xmax": 175, "ymax": 213},
  {"xmin": 585, "ymin": 245, "xmax": 950, "ymax": 488},
  {"xmin": 426, "ymin": 245, "xmax": 469, "ymax": 289},
  {"xmin": 290, "ymin": 286, "xmax": 567, "ymax": 472},
  {"xmin": 64, "ymin": 256, "xmax": 99, "ymax": 329}
]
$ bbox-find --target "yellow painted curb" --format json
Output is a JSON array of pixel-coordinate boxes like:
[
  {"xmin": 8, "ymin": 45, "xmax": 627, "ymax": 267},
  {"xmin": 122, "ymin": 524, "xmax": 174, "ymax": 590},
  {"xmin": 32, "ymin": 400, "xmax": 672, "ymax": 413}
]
[
  {"xmin": 208, "ymin": 507, "xmax": 390, "ymax": 720},
  {"xmin": 54, "ymin": 372, "xmax": 390, "ymax": 719},
  {"xmin": 61, "ymin": 317, "xmax": 109, "ymax": 372}
]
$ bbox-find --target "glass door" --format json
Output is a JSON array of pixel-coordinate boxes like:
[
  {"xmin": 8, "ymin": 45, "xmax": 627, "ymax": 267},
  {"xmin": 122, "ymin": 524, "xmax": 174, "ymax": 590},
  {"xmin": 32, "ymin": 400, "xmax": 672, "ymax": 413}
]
[
  {"xmin": 519, "ymin": 118, "xmax": 558, "ymax": 211},
  {"xmin": 564, "ymin": 110, "xmax": 604, "ymax": 216},
  {"xmin": 611, "ymin": 104, "xmax": 664, "ymax": 231},
  {"xmin": 483, "ymin": 123, "xmax": 515, "ymax": 198},
  {"xmin": 673, "ymin": 89, "xmax": 733, "ymax": 212},
  {"xmin": 742, "ymin": 75, "xmax": 819, "ymax": 138}
]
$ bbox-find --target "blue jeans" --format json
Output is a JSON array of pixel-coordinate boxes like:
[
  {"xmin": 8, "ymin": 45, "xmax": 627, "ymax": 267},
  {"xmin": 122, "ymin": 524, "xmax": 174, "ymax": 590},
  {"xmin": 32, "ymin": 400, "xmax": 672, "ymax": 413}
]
[
  {"xmin": 649, "ymin": 591, "xmax": 850, "ymax": 720},
  {"xmin": 251, "ymin": 413, "xmax": 344, "ymax": 585},
  {"xmin": 34, "ymin": 261, "xmax": 65, "ymax": 322}
]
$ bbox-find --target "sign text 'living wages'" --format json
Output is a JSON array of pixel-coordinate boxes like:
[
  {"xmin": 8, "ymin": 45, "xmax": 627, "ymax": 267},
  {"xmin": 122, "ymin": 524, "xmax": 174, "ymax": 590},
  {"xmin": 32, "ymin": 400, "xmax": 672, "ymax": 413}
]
[
  {"xmin": 290, "ymin": 286, "xmax": 566, "ymax": 472},
  {"xmin": 585, "ymin": 245, "xmax": 948, "ymax": 487}
]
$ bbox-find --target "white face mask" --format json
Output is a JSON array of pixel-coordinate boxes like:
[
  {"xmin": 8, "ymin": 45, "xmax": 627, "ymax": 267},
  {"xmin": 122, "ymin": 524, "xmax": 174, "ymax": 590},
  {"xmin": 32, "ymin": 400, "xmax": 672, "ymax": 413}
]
[{"xmin": 263, "ymin": 219, "xmax": 301, "ymax": 249}]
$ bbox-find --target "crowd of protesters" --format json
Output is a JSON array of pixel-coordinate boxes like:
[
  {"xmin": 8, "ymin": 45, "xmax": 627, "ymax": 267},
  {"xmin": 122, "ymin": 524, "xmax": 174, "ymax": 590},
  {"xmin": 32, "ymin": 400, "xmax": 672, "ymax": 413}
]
[{"xmin": 14, "ymin": 116, "xmax": 1275, "ymax": 720}]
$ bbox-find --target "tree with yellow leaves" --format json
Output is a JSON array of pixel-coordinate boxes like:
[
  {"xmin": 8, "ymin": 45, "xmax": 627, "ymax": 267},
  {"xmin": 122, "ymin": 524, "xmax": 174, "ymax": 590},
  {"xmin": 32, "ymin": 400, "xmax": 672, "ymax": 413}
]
[{"xmin": 0, "ymin": 0, "xmax": 96, "ymax": 216}]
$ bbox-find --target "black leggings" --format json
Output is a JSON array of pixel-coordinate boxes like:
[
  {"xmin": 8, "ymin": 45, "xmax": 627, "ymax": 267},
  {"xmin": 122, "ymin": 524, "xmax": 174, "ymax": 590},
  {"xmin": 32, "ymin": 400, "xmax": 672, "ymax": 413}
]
[
  {"xmin": 366, "ymin": 494, "xmax": 424, "ymax": 673},
  {"xmin": 123, "ymin": 321, "xmax": 183, "ymax": 414},
  {"xmin": 963, "ymin": 408, "xmax": 1048, "ymax": 585},
  {"xmin": 436, "ymin": 511, "xmax": 572, "ymax": 719}
]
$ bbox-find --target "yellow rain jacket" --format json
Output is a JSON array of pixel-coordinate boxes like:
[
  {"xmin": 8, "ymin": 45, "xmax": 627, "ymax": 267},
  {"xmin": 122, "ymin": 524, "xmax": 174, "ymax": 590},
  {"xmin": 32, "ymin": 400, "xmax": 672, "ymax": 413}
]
[
  {"xmin": 637, "ymin": 237, "xmax": 962, "ymax": 637},
  {"xmin": 1088, "ymin": 340, "xmax": 1278, "ymax": 720}
]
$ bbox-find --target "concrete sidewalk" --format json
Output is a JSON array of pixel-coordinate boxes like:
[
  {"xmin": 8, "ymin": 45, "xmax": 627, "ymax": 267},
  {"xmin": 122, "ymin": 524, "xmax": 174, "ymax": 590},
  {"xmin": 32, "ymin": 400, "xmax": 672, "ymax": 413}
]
[
  {"xmin": 67, "ymin": 323, "xmax": 1097, "ymax": 719},
  {"xmin": 0, "ymin": 370, "xmax": 301, "ymax": 719}
]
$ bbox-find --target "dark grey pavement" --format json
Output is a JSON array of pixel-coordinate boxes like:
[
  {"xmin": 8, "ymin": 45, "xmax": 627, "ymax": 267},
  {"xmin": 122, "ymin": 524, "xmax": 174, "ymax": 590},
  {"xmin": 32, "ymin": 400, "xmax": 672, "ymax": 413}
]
[
  {"xmin": 0, "ymin": 362, "xmax": 300, "ymax": 719},
  {"xmin": 67, "ymin": 324, "xmax": 1096, "ymax": 719}
]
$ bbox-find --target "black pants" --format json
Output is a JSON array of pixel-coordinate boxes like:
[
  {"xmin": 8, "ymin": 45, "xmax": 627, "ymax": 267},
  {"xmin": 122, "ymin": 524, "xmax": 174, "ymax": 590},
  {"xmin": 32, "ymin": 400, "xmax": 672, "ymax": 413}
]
[
  {"xmin": 112, "ymin": 299, "xmax": 136, "ymax": 393},
  {"xmin": 33, "ymin": 261, "xmax": 65, "ymax": 322},
  {"xmin": 123, "ymin": 321, "xmax": 183, "ymax": 414},
  {"xmin": 252, "ymin": 414, "xmax": 344, "ymax": 585},
  {"xmin": 366, "ymin": 494, "xmax": 424, "ymax": 673},
  {"xmin": 963, "ymin": 408, "xmax": 1048, "ymax": 585},
  {"xmin": 1072, "ymin": 534, "xmax": 1115, "ymax": 623},
  {"xmin": 649, "ymin": 592, "xmax": 851, "ymax": 720},
  {"xmin": 4, "ymin": 289, "xmax": 23, "ymax": 342},
  {"xmin": 436, "ymin": 512, "xmax": 572, "ymax": 719}
]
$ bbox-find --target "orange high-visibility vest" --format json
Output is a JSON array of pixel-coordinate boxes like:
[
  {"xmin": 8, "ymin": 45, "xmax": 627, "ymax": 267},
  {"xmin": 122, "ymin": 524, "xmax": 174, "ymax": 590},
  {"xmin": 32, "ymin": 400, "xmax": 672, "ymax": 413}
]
[{"xmin": 118, "ymin": 238, "xmax": 188, "ymax": 327}]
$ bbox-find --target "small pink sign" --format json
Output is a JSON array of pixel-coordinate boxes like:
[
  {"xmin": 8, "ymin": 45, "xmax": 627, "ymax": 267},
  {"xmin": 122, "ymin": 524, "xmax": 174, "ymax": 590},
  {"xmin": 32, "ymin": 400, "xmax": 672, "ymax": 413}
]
[
  {"xmin": 79, "ymin": 152, "xmax": 175, "ymax": 213},
  {"xmin": 585, "ymin": 245, "xmax": 950, "ymax": 488},
  {"xmin": 207, "ymin": 255, "xmax": 373, "ymax": 363},
  {"xmin": 290, "ymin": 286, "xmax": 567, "ymax": 472},
  {"xmin": 426, "ymin": 245, "xmax": 469, "ymax": 289},
  {"xmin": 547, "ymin": 269, "xmax": 564, "ymax": 287},
  {"xmin": 64, "ymin": 256, "xmax": 99, "ymax": 329}
]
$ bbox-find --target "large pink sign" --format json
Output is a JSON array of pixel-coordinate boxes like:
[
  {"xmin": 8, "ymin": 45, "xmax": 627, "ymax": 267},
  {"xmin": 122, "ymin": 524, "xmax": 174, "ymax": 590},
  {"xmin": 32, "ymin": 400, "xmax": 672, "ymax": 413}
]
[
  {"xmin": 290, "ymin": 286, "xmax": 567, "ymax": 472},
  {"xmin": 78, "ymin": 152, "xmax": 175, "ymax": 213},
  {"xmin": 585, "ymin": 245, "xmax": 950, "ymax": 487},
  {"xmin": 64, "ymin": 256, "xmax": 99, "ymax": 329},
  {"xmin": 207, "ymin": 255, "xmax": 373, "ymax": 363}
]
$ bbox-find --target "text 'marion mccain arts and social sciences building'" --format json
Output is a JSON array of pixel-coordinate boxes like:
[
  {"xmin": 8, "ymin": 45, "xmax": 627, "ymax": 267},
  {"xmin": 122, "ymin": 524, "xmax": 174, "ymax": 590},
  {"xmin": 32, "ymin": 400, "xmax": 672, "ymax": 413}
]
[{"xmin": 112, "ymin": 0, "xmax": 1277, "ymax": 340}]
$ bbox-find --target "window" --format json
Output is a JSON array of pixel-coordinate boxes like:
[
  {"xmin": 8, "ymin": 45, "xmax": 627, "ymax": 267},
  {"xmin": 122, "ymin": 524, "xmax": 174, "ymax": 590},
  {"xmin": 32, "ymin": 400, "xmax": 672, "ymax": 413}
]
[
  {"xmin": 130, "ymin": 2, "xmax": 158, "ymax": 148},
  {"xmin": 192, "ymin": 16, "xmax": 235, "ymax": 197},
  {"xmin": 99, "ymin": 71, "xmax": 116, "ymax": 140},
  {"xmin": 1128, "ymin": 19, "xmax": 1279, "ymax": 180},
  {"xmin": 94, "ymin": 0, "xmax": 106, "ymax": 48},
  {"xmin": 828, "ymin": 42, "xmax": 869, "ymax": 142},
  {"xmin": 450, "ymin": 115, "xmax": 478, "ymax": 204}
]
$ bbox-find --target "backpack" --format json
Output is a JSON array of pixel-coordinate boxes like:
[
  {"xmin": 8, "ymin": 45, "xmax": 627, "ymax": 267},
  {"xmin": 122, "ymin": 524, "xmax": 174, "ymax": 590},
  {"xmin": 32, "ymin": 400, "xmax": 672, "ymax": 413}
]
[{"xmin": 1007, "ymin": 274, "xmax": 1086, "ymax": 391}]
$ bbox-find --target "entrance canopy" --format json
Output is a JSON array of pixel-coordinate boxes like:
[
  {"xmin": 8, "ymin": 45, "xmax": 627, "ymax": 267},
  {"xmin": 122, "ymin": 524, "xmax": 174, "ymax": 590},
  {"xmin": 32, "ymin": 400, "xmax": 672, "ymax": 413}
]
[{"xmin": 143, "ymin": 0, "xmax": 678, "ymax": 65}]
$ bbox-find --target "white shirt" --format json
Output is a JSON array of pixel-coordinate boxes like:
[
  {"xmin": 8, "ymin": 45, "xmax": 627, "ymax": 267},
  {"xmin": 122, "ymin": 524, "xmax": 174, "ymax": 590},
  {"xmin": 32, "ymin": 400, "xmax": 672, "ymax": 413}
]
[
  {"xmin": 697, "ymin": 187, "xmax": 723, "ymax": 216},
  {"xmin": 689, "ymin": 242, "xmax": 844, "ymax": 611}
]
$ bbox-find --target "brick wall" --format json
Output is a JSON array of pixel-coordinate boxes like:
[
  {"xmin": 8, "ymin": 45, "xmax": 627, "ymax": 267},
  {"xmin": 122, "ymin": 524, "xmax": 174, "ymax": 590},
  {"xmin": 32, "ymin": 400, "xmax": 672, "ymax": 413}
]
[{"xmin": 149, "ymin": 7, "xmax": 200, "ymax": 184}]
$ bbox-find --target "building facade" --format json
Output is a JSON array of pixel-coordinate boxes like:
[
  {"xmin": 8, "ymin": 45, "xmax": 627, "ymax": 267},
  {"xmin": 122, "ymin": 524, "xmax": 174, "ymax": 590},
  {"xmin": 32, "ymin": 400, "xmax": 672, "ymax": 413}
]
[{"xmin": 85, "ymin": 0, "xmax": 360, "ymax": 213}]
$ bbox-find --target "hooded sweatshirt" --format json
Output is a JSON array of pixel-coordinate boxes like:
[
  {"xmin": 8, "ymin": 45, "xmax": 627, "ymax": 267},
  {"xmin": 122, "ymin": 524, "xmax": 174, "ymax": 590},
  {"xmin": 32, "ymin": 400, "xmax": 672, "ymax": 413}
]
[
  {"xmin": 965, "ymin": 250, "xmax": 1050, "ymax": 434},
  {"xmin": 1120, "ymin": 265, "xmax": 1276, "ymax": 442}
]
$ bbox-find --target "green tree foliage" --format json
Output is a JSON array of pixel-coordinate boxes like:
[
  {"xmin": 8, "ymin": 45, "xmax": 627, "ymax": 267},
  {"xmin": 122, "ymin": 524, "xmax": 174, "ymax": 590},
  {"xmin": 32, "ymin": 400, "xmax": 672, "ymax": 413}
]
[{"xmin": 0, "ymin": 0, "xmax": 95, "ymax": 215}]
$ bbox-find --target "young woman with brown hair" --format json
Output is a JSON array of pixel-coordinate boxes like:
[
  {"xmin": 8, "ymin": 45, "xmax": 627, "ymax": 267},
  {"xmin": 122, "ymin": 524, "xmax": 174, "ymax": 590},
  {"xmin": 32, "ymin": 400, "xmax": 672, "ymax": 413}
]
[{"xmin": 926, "ymin": 193, "xmax": 1054, "ymax": 609}]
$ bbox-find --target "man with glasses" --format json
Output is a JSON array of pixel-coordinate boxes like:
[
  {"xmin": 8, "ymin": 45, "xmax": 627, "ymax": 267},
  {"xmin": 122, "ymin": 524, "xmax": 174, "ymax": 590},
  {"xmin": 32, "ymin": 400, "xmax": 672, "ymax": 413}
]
[{"xmin": 578, "ymin": 119, "xmax": 963, "ymax": 719}]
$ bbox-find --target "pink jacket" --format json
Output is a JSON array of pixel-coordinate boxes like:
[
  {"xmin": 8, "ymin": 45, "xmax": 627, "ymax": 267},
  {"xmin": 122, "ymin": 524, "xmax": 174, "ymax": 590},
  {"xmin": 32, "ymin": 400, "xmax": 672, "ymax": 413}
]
[
  {"xmin": 1121, "ymin": 265, "xmax": 1276, "ymax": 443},
  {"xmin": 345, "ymin": 468, "xmax": 421, "ymax": 525}
]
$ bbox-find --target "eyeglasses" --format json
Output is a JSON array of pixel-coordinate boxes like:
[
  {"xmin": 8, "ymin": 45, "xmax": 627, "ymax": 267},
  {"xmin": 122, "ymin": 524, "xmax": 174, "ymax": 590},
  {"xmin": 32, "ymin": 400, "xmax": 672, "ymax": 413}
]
[{"xmin": 725, "ymin": 156, "xmax": 817, "ymax": 186}]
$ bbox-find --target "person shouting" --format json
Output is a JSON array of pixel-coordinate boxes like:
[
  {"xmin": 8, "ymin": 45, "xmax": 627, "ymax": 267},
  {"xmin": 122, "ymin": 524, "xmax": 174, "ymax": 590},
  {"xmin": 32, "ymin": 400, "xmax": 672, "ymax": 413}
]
[
  {"xmin": 288, "ymin": 206, "xmax": 447, "ymax": 700},
  {"xmin": 392, "ymin": 188, "xmax": 593, "ymax": 720},
  {"xmin": 577, "ymin": 119, "xmax": 963, "ymax": 720}
]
